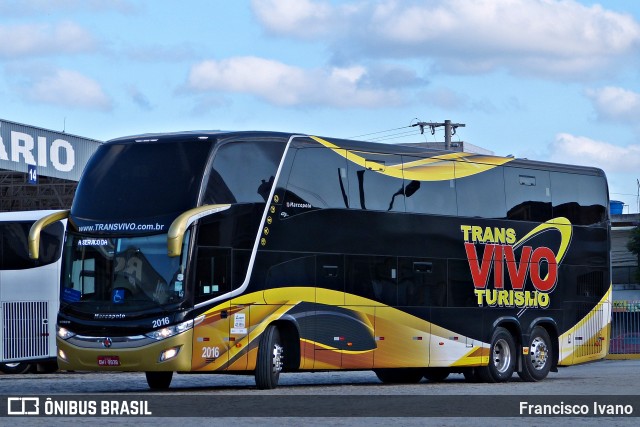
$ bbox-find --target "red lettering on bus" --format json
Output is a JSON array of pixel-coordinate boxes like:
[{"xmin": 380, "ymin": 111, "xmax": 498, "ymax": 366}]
[{"xmin": 465, "ymin": 243, "xmax": 557, "ymax": 292}]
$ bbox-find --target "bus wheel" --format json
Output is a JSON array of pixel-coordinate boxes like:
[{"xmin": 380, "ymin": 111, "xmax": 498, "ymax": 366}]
[
  {"xmin": 518, "ymin": 326, "xmax": 552, "ymax": 382},
  {"xmin": 478, "ymin": 327, "xmax": 515, "ymax": 383},
  {"xmin": 255, "ymin": 325, "xmax": 283, "ymax": 390},
  {"xmin": 0, "ymin": 362, "xmax": 35, "ymax": 374},
  {"xmin": 374, "ymin": 368, "xmax": 423, "ymax": 384},
  {"xmin": 145, "ymin": 371, "xmax": 173, "ymax": 389},
  {"xmin": 423, "ymin": 368, "xmax": 449, "ymax": 382}
]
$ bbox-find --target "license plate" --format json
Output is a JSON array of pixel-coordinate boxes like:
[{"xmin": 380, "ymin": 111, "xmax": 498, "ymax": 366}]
[{"xmin": 97, "ymin": 356, "xmax": 120, "ymax": 367}]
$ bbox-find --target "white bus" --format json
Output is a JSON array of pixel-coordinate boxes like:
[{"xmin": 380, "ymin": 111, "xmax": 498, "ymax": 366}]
[{"xmin": 0, "ymin": 210, "xmax": 66, "ymax": 374}]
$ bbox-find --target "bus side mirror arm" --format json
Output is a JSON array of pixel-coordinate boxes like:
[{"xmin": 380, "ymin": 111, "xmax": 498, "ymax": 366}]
[
  {"xmin": 29, "ymin": 210, "xmax": 70, "ymax": 259},
  {"xmin": 167, "ymin": 204, "xmax": 231, "ymax": 257}
]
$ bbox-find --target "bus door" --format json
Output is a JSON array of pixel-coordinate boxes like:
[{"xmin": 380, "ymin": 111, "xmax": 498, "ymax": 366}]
[
  {"xmin": 342, "ymin": 256, "xmax": 385, "ymax": 370},
  {"xmin": 375, "ymin": 257, "xmax": 431, "ymax": 368},
  {"xmin": 191, "ymin": 247, "xmax": 236, "ymax": 372}
]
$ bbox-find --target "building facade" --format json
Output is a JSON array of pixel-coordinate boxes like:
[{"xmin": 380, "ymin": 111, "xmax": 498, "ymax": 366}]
[{"xmin": 0, "ymin": 118, "xmax": 101, "ymax": 211}]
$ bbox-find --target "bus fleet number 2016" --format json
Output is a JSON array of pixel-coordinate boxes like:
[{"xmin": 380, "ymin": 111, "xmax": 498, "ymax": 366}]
[{"xmin": 202, "ymin": 346, "xmax": 220, "ymax": 358}]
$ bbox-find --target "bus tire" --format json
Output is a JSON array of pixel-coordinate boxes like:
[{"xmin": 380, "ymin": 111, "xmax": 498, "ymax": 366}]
[
  {"xmin": 374, "ymin": 368, "xmax": 423, "ymax": 384},
  {"xmin": 423, "ymin": 368, "xmax": 449, "ymax": 382},
  {"xmin": 0, "ymin": 362, "xmax": 35, "ymax": 374},
  {"xmin": 478, "ymin": 327, "xmax": 516, "ymax": 383},
  {"xmin": 255, "ymin": 325, "xmax": 284, "ymax": 390},
  {"xmin": 145, "ymin": 371, "xmax": 173, "ymax": 389},
  {"xmin": 518, "ymin": 326, "xmax": 552, "ymax": 382}
]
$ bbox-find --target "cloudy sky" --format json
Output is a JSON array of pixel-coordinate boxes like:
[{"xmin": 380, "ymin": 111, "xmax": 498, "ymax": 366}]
[{"xmin": 1, "ymin": 0, "xmax": 639, "ymax": 212}]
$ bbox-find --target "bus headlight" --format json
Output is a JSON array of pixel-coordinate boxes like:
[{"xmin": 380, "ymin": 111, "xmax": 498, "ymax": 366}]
[
  {"xmin": 145, "ymin": 319, "xmax": 193, "ymax": 340},
  {"xmin": 57, "ymin": 326, "xmax": 76, "ymax": 340}
]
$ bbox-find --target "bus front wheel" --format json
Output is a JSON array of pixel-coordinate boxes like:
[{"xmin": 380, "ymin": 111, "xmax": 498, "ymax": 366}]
[
  {"xmin": 255, "ymin": 325, "xmax": 284, "ymax": 390},
  {"xmin": 518, "ymin": 326, "xmax": 552, "ymax": 382},
  {"xmin": 478, "ymin": 327, "xmax": 516, "ymax": 383},
  {"xmin": 145, "ymin": 371, "xmax": 173, "ymax": 389}
]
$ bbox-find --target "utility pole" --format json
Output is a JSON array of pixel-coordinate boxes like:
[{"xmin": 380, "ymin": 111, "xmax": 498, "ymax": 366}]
[{"xmin": 412, "ymin": 119, "xmax": 466, "ymax": 150}]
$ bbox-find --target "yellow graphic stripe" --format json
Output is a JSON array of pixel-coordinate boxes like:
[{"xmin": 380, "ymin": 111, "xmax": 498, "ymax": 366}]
[
  {"xmin": 514, "ymin": 217, "xmax": 573, "ymax": 265},
  {"xmin": 310, "ymin": 135, "xmax": 513, "ymax": 181},
  {"xmin": 300, "ymin": 338, "xmax": 375, "ymax": 355},
  {"xmin": 451, "ymin": 346, "xmax": 490, "ymax": 367}
]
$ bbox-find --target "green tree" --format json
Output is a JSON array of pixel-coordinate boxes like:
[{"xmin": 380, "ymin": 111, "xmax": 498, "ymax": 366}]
[{"xmin": 627, "ymin": 226, "xmax": 640, "ymax": 282}]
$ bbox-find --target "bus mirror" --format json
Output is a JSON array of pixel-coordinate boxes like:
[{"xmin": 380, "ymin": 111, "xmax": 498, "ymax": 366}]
[
  {"xmin": 404, "ymin": 180, "xmax": 420, "ymax": 197},
  {"xmin": 28, "ymin": 210, "xmax": 70, "ymax": 260},
  {"xmin": 167, "ymin": 204, "xmax": 231, "ymax": 257}
]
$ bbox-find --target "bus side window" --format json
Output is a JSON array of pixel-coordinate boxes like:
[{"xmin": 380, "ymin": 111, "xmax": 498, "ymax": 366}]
[
  {"xmin": 504, "ymin": 167, "xmax": 552, "ymax": 222},
  {"xmin": 346, "ymin": 256, "xmax": 397, "ymax": 305},
  {"xmin": 346, "ymin": 152, "xmax": 405, "ymax": 212},
  {"xmin": 456, "ymin": 164, "xmax": 506, "ymax": 219},
  {"xmin": 447, "ymin": 259, "xmax": 477, "ymax": 307},
  {"xmin": 402, "ymin": 156, "xmax": 457, "ymax": 216},
  {"xmin": 398, "ymin": 258, "xmax": 447, "ymax": 307},
  {"xmin": 551, "ymin": 172, "xmax": 608, "ymax": 225},
  {"xmin": 283, "ymin": 147, "xmax": 350, "ymax": 216},
  {"xmin": 203, "ymin": 140, "xmax": 286, "ymax": 204},
  {"xmin": 194, "ymin": 248, "xmax": 230, "ymax": 303}
]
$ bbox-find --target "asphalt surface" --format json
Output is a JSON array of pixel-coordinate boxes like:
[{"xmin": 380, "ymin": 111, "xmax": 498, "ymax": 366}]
[{"xmin": 1, "ymin": 359, "xmax": 639, "ymax": 426}]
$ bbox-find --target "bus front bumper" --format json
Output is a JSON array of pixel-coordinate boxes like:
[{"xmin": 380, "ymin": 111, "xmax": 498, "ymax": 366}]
[{"xmin": 56, "ymin": 329, "xmax": 193, "ymax": 372}]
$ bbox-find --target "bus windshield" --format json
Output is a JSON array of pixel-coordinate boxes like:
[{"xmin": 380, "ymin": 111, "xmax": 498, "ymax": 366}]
[
  {"xmin": 61, "ymin": 232, "xmax": 190, "ymax": 313},
  {"xmin": 72, "ymin": 139, "xmax": 212, "ymax": 224}
]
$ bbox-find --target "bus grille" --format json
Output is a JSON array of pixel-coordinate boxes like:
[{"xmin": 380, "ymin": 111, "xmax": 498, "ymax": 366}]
[{"xmin": 2, "ymin": 301, "xmax": 49, "ymax": 361}]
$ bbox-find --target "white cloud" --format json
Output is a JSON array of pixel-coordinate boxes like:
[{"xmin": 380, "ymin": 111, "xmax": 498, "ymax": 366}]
[
  {"xmin": 251, "ymin": 0, "xmax": 336, "ymax": 39},
  {"xmin": 586, "ymin": 86, "xmax": 640, "ymax": 123},
  {"xmin": 549, "ymin": 133, "xmax": 640, "ymax": 173},
  {"xmin": 26, "ymin": 69, "xmax": 112, "ymax": 110},
  {"xmin": 0, "ymin": 21, "xmax": 97, "ymax": 57},
  {"xmin": 186, "ymin": 56, "xmax": 404, "ymax": 108},
  {"xmin": 252, "ymin": 0, "xmax": 640, "ymax": 79}
]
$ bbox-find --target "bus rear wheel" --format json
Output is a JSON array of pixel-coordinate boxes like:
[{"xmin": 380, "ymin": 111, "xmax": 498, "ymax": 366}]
[
  {"xmin": 0, "ymin": 362, "xmax": 35, "ymax": 374},
  {"xmin": 145, "ymin": 371, "xmax": 173, "ymax": 389},
  {"xmin": 478, "ymin": 327, "xmax": 516, "ymax": 383},
  {"xmin": 255, "ymin": 325, "xmax": 284, "ymax": 390},
  {"xmin": 518, "ymin": 326, "xmax": 552, "ymax": 382},
  {"xmin": 374, "ymin": 368, "xmax": 423, "ymax": 384}
]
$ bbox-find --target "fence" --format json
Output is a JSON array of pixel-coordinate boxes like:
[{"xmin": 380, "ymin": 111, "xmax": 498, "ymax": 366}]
[{"xmin": 610, "ymin": 300, "xmax": 640, "ymax": 356}]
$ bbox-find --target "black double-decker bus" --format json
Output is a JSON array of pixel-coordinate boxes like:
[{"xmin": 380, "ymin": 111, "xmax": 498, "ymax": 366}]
[{"xmin": 29, "ymin": 131, "xmax": 611, "ymax": 389}]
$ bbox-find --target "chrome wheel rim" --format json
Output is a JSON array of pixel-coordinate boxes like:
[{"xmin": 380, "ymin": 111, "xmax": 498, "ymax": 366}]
[
  {"xmin": 530, "ymin": 337, "xmax": 548, "ymax": 370},
  {"xmin": 272, "ymin": 343, "xmax": 283, "ymax": 375},
  {"xmin": 492, "ymin": 338, "xmax": 512, "ymax": 374}
]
